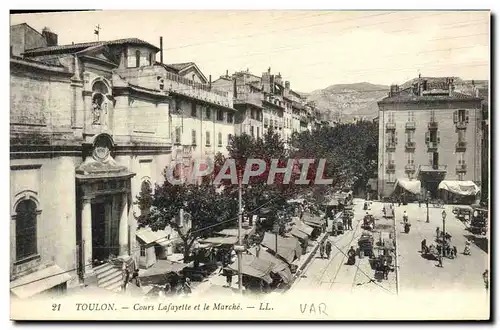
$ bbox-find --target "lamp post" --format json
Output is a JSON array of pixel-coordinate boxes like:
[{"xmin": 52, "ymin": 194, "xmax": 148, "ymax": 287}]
[
  {"xmin": 426, "ymin": 191, "xmax": 430, "ymax": 223},
  {"xmin": 441, "ymin": 209, "xmax": 447, "ymax": 265}
]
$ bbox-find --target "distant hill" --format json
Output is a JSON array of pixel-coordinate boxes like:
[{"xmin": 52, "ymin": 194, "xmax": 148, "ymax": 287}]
[{"xmin": 305, "ymin": 82, "xmax": 389, "ymax": 122}]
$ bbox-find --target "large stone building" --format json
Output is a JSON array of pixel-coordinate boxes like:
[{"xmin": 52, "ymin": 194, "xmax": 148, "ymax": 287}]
[
  {"xmin": 9, "ymin": 23, "xmax": 234, "ymax": 297},
  {"xmin": 376, "ymin": 76, "xmax": 484, "ymax": 203}
]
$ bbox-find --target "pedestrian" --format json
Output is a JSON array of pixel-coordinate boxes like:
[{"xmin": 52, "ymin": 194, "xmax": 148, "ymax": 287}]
[
  {"xmin": 325, "ymin": 240, "xmax": 332, "ymax": 259},
  {"xmin": 464, "ymin": 239, "xmax": 471, "ymax": 255},
  {"xmin": 421, "ymin": 239, "xmax": 427, "ymax": 253},
  {"xmin": 453, "ymin": 246, "xmax": 458, "ymax": 258},
  {"xmin": 348, "ymin": 216, "xmax": 353, "ymax": 230},
  {"xmin": 436, "ymin": 227, "xmax": 440, "ymax": 239},
  {"xmin": 419, "ymin": 199, "xmax": 421, "ymax": 208},
  {"xmin": 164, "ymin": 282, "xmax": 172, "ymax": 296},
  {"xmin": 445, "ymin": 244, "xmax": 451, "ymax": 258},
  {"xmin": 183, "ymin": 277, "xmax": 192, "ymax": 295},
  {"xmin": 121, "ymin": 262, "xmax": 130, "ymax": 293},
  {"xmin": 319, "ymin": 241, "xmax": 325, "ymax": 259},
  {"xmin": 220, "ymin": 265, "xmax": 233, "ymax": 287},
  {"xmin": 437, "ymin": 255, "xmax": 443, "ymax": 268}
]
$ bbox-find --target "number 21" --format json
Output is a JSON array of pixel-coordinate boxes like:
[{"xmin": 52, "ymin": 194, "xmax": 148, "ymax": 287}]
[{"xmin": 52, "ymin": 304, "xmax": 61, "ymax": 311}]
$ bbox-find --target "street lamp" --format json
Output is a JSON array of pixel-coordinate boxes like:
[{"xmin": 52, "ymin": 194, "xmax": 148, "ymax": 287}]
[
  {"xmin": 426, "ymin": 191, "xmax": 430, "ymax": 223},
  {"xmin": 441, "ymin": 209, "xmax": 447, "ymax": 262}
]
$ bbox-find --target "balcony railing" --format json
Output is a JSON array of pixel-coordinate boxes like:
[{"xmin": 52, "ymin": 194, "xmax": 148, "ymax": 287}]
[
  {"xmin": 456, "ymin": 141, "xmax": 467, "ymax": 151},
  {"xmin": 386, "ymin": 122, "xmax": 396, "ymax": 130},
  {"xmin": 164, "ymin": 71, "xmax": 229, "ymax": 98},
  {"xmin": 405, "ymin": 141, "xmax": 416, "ymax": 150},
  {"xmin": 386, "ymin": 141, "xmax": 397, "ymax": 150},
  {"xmin": 456, "ymin": 121, "xmax": 467, "ymax": 130},
  {"xmin": 456, "ymin": 164, "xmax": 467, "ymax": 173},
  {"xmin": 405, "ymin": 122, "xmax": 416, "ymax": 130},
  {"xmin": 386, "ymin": 163, "xmax": 395, "ymax": 172},
  {"xmin": 427, "ymin": 141, "xmax": 439, "ymax": 151},
  {"xmin": 419, "ymin": 164, "xmax": 447, "ymax": 172},
  {"xmin": 405, "ymin": 164, "xmax": 416, "ymax": 172},
  {"xmin": 428, "ymin": 121, "xmax": 438, "ymax": 130}
]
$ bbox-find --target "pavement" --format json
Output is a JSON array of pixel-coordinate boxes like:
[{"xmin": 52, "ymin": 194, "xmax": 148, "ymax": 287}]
[{"xmin": 290, "ymin": 199, "xmax": 489, "ymax": 297}]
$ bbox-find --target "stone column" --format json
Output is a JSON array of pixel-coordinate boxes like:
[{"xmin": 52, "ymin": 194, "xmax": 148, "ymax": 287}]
[
  {"xmin": 119, "ymin": 193, "xmax": 129, "ymax": 256},
  {"xmin": 81, "ymin": 199, "xmax": 93, "ymax": 275}
]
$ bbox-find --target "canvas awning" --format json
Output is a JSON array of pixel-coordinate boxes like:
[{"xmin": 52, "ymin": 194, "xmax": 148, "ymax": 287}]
[
  {"xmin": 227, "ymin": 253, "xmax": 274, "ymax": 284},
  {"xmin": 136, "ymin": 227, "xmax": 169, "ymax": 245},
  {"xmin": 296, "ymin": 223, "xmax": 314, "ymax": 236},
  {"xmin": 10, "ymin": 265, "xmax": 72, "ymax": 299},
  {"xmin": 247, "ymin": 246, "xmax": 292, "ymax": 284},
  {"xmin": 303, "ymin": 215, "xmax": 324, "ymax": 228},
  {"xmin": 438, "ymin": 180, "xmax": 480, "ymax": 196},
  {"xmin": 138, "ymin": 260, "xmax": 191, "ymax": 286},
  {"xmin": 393, "ymin": 179, "xmax": 421, "ymax": 195},
  {"xmin": 261, "ymin": 232, "xmax": 302, "ymax": 264},
  {"xmin": 290, "ymin": 227, "xmax": 309, "ymax": 241},
  {"xmin": 215, "ymin": 227, "xmax": 255, "ymax": 238},
  {"xmin": 198, "ymin": 236, "xmax": 238, "ymax": 246}
]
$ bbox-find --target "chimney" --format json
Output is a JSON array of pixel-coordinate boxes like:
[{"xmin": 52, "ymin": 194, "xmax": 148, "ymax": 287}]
[
  {"xmin": 448, "ymin": 78, "xmax": 454, "ymax": 96},
  {"xmin": 209, "ymin": 75, "xmax": 212, "ymax": 89},
  {"xmin": 42, "ymin": 27, "xmax": 58, "ymax": 47},
  {"xmin": 159, "ymin": 37, "xmax": 163, "ymax": 64},
  {"xmin": 226, "ymin": 70, "xmax": 228, "ymax": 77},
  {"xmin": 389, "ymin": 85, "xmax": 399, "ymax": 97},
  {"xmin": 268, "ymin": 67, "xmax": 271, "ymax": 74},
  {"xmin": 285, "ymin": 81, "xmax": 290, "ymax": 89}
]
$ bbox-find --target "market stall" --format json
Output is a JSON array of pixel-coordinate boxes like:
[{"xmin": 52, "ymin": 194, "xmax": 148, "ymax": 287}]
[
  {"xmin": 248, "ymin": 246, "xmax": 293, "ymax": 286},
  {"xmin": 138, "ymin": 260, "xmax": 191, "ymax": 286},
  {"xmin": 260, "ymin": 232, "xmax": 302, "ymax": 264}
]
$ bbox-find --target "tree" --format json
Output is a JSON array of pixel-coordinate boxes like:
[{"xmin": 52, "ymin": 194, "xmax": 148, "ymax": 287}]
[{"xmin": 136, "ymin": 168, "xmax": 238, "ymax": 261}]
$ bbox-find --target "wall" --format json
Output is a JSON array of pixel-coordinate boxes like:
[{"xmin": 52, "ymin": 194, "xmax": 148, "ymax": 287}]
[
  {"xmin": 378, "ymin": 103, "xmax": 482, "ymax": 197},
  {"xmin": 10, "ymin": 156, "xmax": 78, "ymax": 285},
  {"xmin": 10, "ymin": 24, "xmax": 47, "ymax": 57}
]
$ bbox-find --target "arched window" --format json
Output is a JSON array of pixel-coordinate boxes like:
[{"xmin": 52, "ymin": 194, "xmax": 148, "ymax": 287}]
[
  {"xmin": 139, "ymin": 181, "xmax": 153, "ymax": 217},
  {"xmin": 15, "ymin": 199, "xmax": 38, "ymax": 260},
  {"xmin": 135, "ymin": 50, "xmax": 141, "ymax": 68}
]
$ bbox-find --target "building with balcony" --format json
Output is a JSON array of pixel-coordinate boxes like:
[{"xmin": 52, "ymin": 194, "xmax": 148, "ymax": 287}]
[
  {"xmin": 9, "ymin": 23, "xmax": 235, "ymax": 298},
  {"xmin": 213, "ymin": 68, "xmax": 316, "ymax": 145},
  {"xmin": 376, "ymin": 76, "xmax": 484, "ymax": 203}
]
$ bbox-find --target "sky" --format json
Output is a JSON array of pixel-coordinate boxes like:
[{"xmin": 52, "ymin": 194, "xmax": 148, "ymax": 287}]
[{"xmin": 10, "ymin": 10, "xmax": 490, "ymax": 93}]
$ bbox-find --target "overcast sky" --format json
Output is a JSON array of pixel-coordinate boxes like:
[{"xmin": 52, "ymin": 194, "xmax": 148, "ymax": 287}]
[{"xmin": 10, "ymin": 10, "xmax": 490, "ymax": 92}]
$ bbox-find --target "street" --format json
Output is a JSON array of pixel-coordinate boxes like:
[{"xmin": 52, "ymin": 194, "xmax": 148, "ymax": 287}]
[{"xmin": 291, "ymin": 199, "xmax": 488, "ymax": 297}]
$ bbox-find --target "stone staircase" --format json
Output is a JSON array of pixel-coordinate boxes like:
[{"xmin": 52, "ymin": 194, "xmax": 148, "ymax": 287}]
[{"xmin": 93, "ymin": 262, "xmax": 123, "ymax": 293}]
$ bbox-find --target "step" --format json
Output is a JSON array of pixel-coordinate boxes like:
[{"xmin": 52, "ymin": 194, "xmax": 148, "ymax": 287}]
[
  {"xmin": 105, "ymin": 279, "xmax": 123, "ymax": 292},
  {"xmin": 98, "ymin": 272, "xmax": 122, "ymax": 288},
  {"xmin": 96, "ymin": 267, "xmax": 120, "ymax": 280},
  {"xmin": 98, "ymin": 270, "xmax": 122, "ymax": 285},
  {"xmin": 93, "ymin": 263, "xmax": 114, "ymax": 275}
]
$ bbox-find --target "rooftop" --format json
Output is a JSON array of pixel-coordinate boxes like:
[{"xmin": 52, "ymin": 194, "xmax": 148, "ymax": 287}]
[
  {"xmin": 23, "ymin": 38, "xmax": 160, "ymax": 56},
  {"xmin": 378, "ymin": 90, "xmax": 483, "ymax": 104}
]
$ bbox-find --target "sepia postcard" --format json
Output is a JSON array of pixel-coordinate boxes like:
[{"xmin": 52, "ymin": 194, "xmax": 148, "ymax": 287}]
[{"xmin": 9, "ymin": 9, "xmax": 490, "ymax": 321}]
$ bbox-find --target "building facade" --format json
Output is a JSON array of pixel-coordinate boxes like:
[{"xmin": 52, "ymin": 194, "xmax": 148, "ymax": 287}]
[
  {"xmin": 213, "ymin": 68, "xmax": 316, "ymax": 144},
  {"xmin": 9, "ymin": 23, "xmax": 235, "ymax": 297},
  {"xmin": 377, "ymin": 77, "xmax": 483, "ymax": 202}
]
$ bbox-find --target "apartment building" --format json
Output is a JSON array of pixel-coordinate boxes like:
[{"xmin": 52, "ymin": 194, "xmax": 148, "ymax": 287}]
[
  {"xmin": 377, "ymin": 77, "xmax": 483, "ymax": 204},
  {"xmin": 213, "ymin": 68, "xmax": 316, "ymax": 144}
]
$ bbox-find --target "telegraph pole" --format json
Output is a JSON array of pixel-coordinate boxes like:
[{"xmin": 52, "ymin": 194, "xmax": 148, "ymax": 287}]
[
  {"xmin": 393, "ymin": 208, "xmax": 400, "ymax": 295},
  {"xmin": 237, "ymin": 173, "xmax": 243, "ymax": 294}
]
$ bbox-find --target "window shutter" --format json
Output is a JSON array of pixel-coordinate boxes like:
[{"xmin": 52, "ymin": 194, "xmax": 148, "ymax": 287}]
[
  {"xmin": 465, "ymin": 110, "xmax": 469, "ymax": 123},
  {"xmin": 437, "ymin": 131, "xmax": 441, "ymax": 143},
  {"xmin": 453, "ymin": 111, "xmax": 458, "ymax": 123},
  {"xmin": 425, "ymin": 132, "xmax": 430, "ymax": 144}
]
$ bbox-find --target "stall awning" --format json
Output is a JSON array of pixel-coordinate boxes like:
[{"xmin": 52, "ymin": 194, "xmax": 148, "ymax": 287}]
[
  {"xmin": 290, "ymin": 227, "xmax": 309, "ymax": 241},
  {"xmin": 393, "ymin": 179, "xmax": 421, "ymax": 195},
  {"xmin": 198, "ymin": 236, "xmax": 238, "ymax": 246},
  {"xmin": 10, "ymin": 265, "xmax": 72, "ymax": 299},
  {"xmin": 261, "ymin": 233, "xmax": 301, "ymax": 264},
  {"xmin": 438, "ymin": 180, "xmax": 480, "ymax": 196},
  {"xmin": 228, "ymin": 253, "xmax": 274, "ymax": 284},
  {"xmin": 136, "ymin": 227, "xmax": 168, "ymax": 245},
  {"xmin": 296, "ymin": 223, "xmax": 314, "ymax": 236},
  {"xmin": 248, "ymin": 246, "xmax": 292, "ymax": 284},
  {"xmin": 303, "ymin": 215, "xmax": 324, "ymax": 228},
  {"xmin": 139, "ymin": 260, "xmax": 191, "ymax": 286},
  {"xmin": 215, "ymin": 227, "xmax": 255, "ymax": 238}
]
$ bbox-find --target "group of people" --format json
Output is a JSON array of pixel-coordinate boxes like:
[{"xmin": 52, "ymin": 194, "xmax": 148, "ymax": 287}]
[{"xmin": 158, "ymin": 277, "xmax": 192, "ymax": 298}]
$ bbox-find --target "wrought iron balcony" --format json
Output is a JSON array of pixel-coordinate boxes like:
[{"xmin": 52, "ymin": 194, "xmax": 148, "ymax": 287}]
[
  {"xmin": 427, "ymin": 141, "xmax": 438, "ymax": 151},
  {"xmin": 428, "ymin": 121, "xmax": 438, "ymax": 130},
  {"xmin": 405, "ymin": 141, "xmax": 416, "ymax": 150},
  {"xmin": 456, "ymin": 121, "xmax": 467, "ymax": 130},
  {"xmin": 405, "ymin": 122, "xmax": 416, "ymax": 130},
  {"xmin": 386, "ymin": 139, "xmax": 397, "ymax": 150},
  {"xmin": 456, "ymin": 164, "xmax": 467, "ymax": 173},
  {"xmin": 405, "ymin": 164, "xmax": 416, "ymax": 173},
  {"xmin": 386, "ymin": 122, "xmax": 396, "ymax": 130},
  {"xmin": 456, "ymin": 141, "xmax": 467, "ymax": 151}
]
